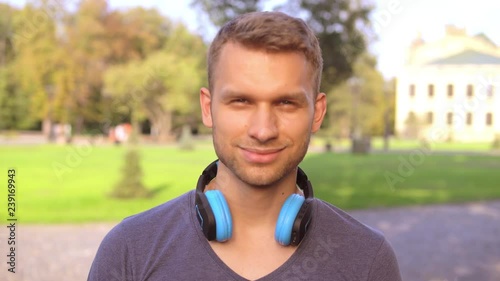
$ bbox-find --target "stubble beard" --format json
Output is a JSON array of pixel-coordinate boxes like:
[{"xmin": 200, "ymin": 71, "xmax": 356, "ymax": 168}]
[{"xmin": 212, "ymin": 126, "xmax": 311, "ymax": 188}]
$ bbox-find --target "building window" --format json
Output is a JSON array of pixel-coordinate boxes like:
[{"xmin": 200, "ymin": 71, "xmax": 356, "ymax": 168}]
[
  {"xmin": 447, "ymin": 84, "xmax": 454, "ymax": 97},
  {"xmin": 486, "ymin": 113, "xmax": 493, "ymax": 126},
  {"xmin": 466, "ymin": 112, "xmax": 473, "ymax": 125},
  {"xmin": 467, "ymin": 84, "xmax": 474, "ymax": 97},
  {"xmin": 487, "ymin": 85, "xmax": 494, "ymax": 98},
  {"xmin": 447, "ymin": 112, "xmax": 453, "ymax": 125},
  {"xmin": 427, "ymin": 112, "xmax": 433, "ymax": 125},
  {"xmin": 409, "ymin": 84, "xmax": 415, "ymax": 97},
  {"xmin": 428, "ymin": 84, "xmax": 434, "ymax": 97}
]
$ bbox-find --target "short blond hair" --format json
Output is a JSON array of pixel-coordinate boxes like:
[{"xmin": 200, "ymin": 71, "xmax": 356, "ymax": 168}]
[{"xmin": 207, "ymin": 11, "xmax": 323, "ymax": 94}]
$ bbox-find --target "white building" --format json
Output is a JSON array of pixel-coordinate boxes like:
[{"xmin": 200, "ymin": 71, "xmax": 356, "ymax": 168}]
[{"xmin": 395, "ymin": 26, "xmax": 500, "ymax": 142}]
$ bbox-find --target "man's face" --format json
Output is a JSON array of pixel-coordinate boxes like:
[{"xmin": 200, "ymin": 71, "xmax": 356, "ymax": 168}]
[{"xmin": 200, "ymin": 42, "xmax": 326, "ymax": 187}]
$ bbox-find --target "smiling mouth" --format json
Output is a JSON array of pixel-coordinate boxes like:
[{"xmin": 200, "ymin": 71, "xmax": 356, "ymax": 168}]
[{"xmin": 239, "ymin": 147, "xmax": 285, "ymax": 163}]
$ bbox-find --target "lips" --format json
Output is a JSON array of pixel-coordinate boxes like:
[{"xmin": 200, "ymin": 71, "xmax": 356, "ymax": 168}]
[{"xmin": 240, "ymin": 147, "xmax": 284, "ymax": 164}]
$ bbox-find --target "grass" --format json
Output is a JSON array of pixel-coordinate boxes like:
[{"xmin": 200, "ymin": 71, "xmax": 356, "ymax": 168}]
[
  {"xmin": 302, "ymin": 153, "xmax": 500, "ymax": 209},
  {"xmin": 311, "ymin": 136, "xmax": 493, "ymax": 151},
  {"xmin": 1, "ymin": 145, "xmax": 216, "ymax": 223},
  {"xmin": 0, "ymin": 143, "xmax": 499, "ymax": 223}
]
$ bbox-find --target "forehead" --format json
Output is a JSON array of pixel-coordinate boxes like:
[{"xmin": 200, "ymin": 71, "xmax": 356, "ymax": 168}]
[{"xmin": 212, "ymin": 42, "xmax": 314, "ymax": 96}]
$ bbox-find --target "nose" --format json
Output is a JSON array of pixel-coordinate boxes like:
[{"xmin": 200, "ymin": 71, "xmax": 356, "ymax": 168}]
[{"xmin": 248, "ymin": 105, "xmax": 278, "ymax": 143}]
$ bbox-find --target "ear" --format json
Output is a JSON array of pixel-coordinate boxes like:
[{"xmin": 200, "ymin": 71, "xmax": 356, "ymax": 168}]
[
  {"xmin": 312, "ymin": 92, "xmax": 327, "ymax": 133},
  {"xmin": 200, "ymin": 87, "xmax": 213, "ymax": 128}
]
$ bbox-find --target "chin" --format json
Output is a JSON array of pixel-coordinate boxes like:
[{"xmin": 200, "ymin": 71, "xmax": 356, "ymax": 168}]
[{"xmin": 231, "ymin": 159, "xmax": 296, "ymax": 188}]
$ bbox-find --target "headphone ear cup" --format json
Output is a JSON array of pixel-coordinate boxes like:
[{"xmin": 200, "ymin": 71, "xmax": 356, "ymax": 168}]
[
  {"xmin": 205, "ymin": 190, "xmax": 233, "ymax": 242},
  {"xmin": 275, "ymin": 194, "xmax": 305, "ymax": 246},
  {"xmin": 195, "ymin": 192, "xmax": 216, "ymax": 241},
  {"xmin": 290, "ymin": 198, "xmax": 313, "ymax": 246}
]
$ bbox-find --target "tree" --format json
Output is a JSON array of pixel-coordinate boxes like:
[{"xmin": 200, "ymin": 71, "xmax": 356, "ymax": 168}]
[
  {"xmin": 404, "ymin": 111, "xmax": 422, "ymax": 139},
  {"xmin": 162, "ymin": 23, "xmax": 208, "ymax": 134},
  {"xmin": 383, "ymin": 78, "xmax": 396, "ymax": 151},
  {"xmin": 0, "ymin": 3, "xmax": 16, "ymax": 66},
  {"xmin": 327, "ymin": 53, "xmax": 387, "ymax": 139},
  {"xmin": 103, "ymin": 6, "xmax": 172, "ymax": 64},
  {"xmin": 191, "ymin": 0, "xmax": 260, "ymax": 27},
  {"xmin": 3, "ymin": 1, "xmax": 206, "ymax": 137},
  {"xmin": 61, "ymin": 2, "xmax": 172, "ymax": 134},
  {"xmin": 0, "ymin": 4, "xmax": 28, "ymax": 130},
  {"xmin": 62, "ymin": 0, "xmax": 113, "ymax": 133},
  {"xmin": 109, "ymin": 148, "xmax": 151, "ymax": 199},
  {"xmin": 104, "ymin": 24, "xmax": 206, "ymax": 142},
  {"xmin": 8, "ymin": 1, "xmax": 63, "ymax": 137}
]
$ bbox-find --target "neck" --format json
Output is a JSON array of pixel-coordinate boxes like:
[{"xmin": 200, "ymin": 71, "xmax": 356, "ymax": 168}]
[{"xmin": 206, "ymin": 162, "xmax": 299, "ymax": 229}]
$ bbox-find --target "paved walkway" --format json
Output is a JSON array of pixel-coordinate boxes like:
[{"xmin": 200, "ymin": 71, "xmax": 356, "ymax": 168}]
[
  {"xmin": 1, "ymin": 201, "xmax": 499, "ymax": 281},
  {"xmin": 350, "ymin": 200, "xmax": 500, "ymax": 281}
]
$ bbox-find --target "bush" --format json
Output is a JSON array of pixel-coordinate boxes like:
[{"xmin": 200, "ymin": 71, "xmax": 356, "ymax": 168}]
[
  {"xmin": 178, "ymin": 124, "xmax": 194, "ymax": 150},
  {"xmin": 351, "ymin": 137, "xmax": 371, "ymax": 154},
  {"xmin": 492, "ymin": 135, "xmax": 500, "ymax": 150},
  {"xmin": 109, "ymin": 149, "xmax": 151, "ymax": 199},
  {"xmin": 420, "ymin": 138, "xmax": 431, "ymax": 151}
]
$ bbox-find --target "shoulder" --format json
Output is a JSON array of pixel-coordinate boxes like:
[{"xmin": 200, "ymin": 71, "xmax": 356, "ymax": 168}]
[
  {"xmin": 123, "ymin": 191, "xmax": 194, "ymax": 226},
  {"xmin": 308, "ymin": 198, "xmax": 386, "ymax": 254},
  {"xmin": 312, "ymin": 198, "xmax": 385, "ymax": 240},
  {"xmin": 88, "ymin": 191, "xmax": 199, "ymax": 280},
  {"xmin": 109, "ymin": 190, "xmax": 195, "ymax": 241},
  {"xmin": 306, "ymin": 199, "xmax": 401, "ymax": 280}
]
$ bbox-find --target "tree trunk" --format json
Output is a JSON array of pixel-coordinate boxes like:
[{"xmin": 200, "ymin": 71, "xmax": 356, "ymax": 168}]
[
  {"xmin": 42, "ymin": 117, "xmax": 55, "ymax": 142},
  {"xmin": 75, "ymin": 114, "xmax": 84, "ymax": 135},
  {"xmin": 145, "ymin": 99, "xmax": 174, "ymax": 143},
  {"xmin": 153, "ymin": 111, "xmax": 173, "ymax": 142}
]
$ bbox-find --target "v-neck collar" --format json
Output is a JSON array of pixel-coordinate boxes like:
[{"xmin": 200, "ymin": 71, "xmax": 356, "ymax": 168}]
[{"xmin": 188, "ymin": 191, "xmax": 317, "ymax": 281}]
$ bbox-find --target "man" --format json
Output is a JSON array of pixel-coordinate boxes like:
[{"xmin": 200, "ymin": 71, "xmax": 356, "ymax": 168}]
[{"xmin": 88, "ymin": 11, "xmax": 401, "ymax": 281}]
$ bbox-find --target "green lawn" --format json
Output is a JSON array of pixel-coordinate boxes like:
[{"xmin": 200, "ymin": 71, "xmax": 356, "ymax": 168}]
[
  {"xmin": 311, "ymin": 136, "xmax": 493, "ymax": 151},
  {"xmin": 1, "ymin": 144, "xmax": 499, "ymax": 223}
]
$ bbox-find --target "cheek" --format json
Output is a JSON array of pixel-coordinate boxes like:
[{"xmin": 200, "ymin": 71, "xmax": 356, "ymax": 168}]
[
  {"xmin": 213, "ymin": 109, "xmax": 248, "ymax": 133},
  {"xmin": 278, "ymin": 112, "xmax": 313, "ymax": 132}
]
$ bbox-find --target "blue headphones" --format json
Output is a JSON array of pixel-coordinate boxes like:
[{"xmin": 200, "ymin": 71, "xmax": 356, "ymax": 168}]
[{"xmin": 195, "ymin": 160, "xmax": 314, "ymax": 246}]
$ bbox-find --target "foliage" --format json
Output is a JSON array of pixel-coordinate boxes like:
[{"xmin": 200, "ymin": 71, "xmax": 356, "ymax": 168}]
[
  {"xmin": 109, "ymin": 148, "xmax": 151, "ymax": 199},
  {"xmin": 178, "ymin": 124, "xmax": 195, "ymax": 150},
  {"xmin": 0, "ymin": 1, "xmax": 206, "ymax": 138},
  {"xmin": 0, "ymin": 65, "xmax": 34, "ymax": 129},
  {"xmin": 290, "ymin": 0, "xmax": 372, "ymax": 90},
  {"xmin": 404, "ymin": 111, "xmax": 423, "ymax": 139},
  {"xmin": 8, "ymin": 2, "xmax": 61, "ymax": 131},
  {"xmin": 492, "ymin": 134, "xmax": 500, "ymax": 150},
  {"xmin": 103, "ymin": 23, "xmax": 206, "ymax": 141},
  {"xmin": 326, "ymin": 53, "xmax": 389, "ymax": 138},
  {"xmin": 191, "ymin": 0, "xmax": 259, "ymax": 27}
]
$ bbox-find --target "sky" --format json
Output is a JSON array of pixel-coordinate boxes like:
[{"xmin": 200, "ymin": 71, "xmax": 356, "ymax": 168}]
[{"xmin": 3, "ymin": 0, "xmax": 500, "ymax": 78}]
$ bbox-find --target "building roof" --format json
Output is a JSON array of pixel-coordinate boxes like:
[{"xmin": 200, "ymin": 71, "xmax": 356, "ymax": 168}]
[
  {"xmin": 474, "ymin": 33, "xmax": 497, "ymax": 48},
  {"xmin": 428, "ymin": 49, "xmax": 500, "ymax": 65}
]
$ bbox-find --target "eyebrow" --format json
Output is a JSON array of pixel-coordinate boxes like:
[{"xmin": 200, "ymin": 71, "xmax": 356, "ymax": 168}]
[{"xmin": 219, "ymin": 89, "xmax": 310, "ymax": 103}]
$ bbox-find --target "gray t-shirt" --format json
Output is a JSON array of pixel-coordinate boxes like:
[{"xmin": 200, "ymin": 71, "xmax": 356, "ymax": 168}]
[{"xmin": 88, "ymin": 191, "xmax": 402, "ymax": 281}]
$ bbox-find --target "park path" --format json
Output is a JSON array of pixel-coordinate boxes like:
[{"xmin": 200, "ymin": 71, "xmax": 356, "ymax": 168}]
[{"xmin": 1, "ymin": 200, "xmax": 499, "ymax": 281}]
